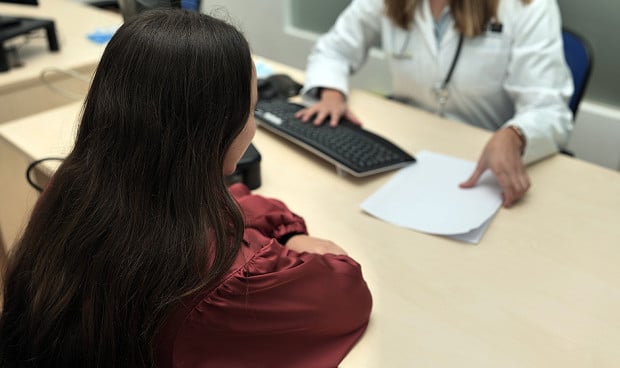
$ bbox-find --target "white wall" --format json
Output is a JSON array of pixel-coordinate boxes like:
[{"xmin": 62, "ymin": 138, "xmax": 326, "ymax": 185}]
[
  {"xmin": 567, "ymin": 101, "xmax": 620, "ymax": 170},
  {"xmin": 201, "ymin": 0, "xmax": 620, "ymax": 171}
]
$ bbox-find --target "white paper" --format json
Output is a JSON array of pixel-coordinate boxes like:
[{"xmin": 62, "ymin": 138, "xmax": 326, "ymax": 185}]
[{"xmin": 360, "ymin": 150, "xmax": 502, "ymax": 244}]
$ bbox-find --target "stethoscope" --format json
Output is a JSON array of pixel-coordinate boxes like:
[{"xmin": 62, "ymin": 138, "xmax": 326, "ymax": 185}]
[
  {"xmin": 391, "ymin": 19, "xmax": 502, "ymax": 116},
  {"xmin": 431, "ymin": 34, "xmax": 463, "ymax": 116},
  {"xmin": 392, "ymin": 31, "xmax": 463, "ymax": 116}
]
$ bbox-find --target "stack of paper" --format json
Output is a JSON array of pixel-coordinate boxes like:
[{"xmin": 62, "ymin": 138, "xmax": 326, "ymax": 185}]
[{"xmin": 361, "ymin": 150, "xmax": 502, "ymax": 244}]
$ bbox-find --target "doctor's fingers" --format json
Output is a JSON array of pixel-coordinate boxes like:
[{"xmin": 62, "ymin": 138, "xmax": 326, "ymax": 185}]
[
  {"xmin": 313, "ymin": 105, "xmax": 346, "ymax": 126},
  {"xmin": 313, "ymin": 110, "xmax": 332, "ymax": 126},
  {"xmin": 459, "ymin": 161, "xmax": 487, "ymax": 188},
  {"xmin": 495, "ymin": 172, "xmax": 518, "ymax": 207},
  {"xmin": 495, "ymin": 168, "xmax": 530, "ymax": 208},
  {"xmin": 295, "ymin": 104, "xmax": 343, "ymax": 126},
  {"xmin": 295, "ymin": 105, "xmax": 319, "ymax": 123}
]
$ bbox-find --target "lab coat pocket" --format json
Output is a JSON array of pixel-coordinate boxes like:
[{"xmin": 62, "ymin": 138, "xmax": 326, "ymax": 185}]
[{"xmin": 461, "ymin": 35, "xmax": 510, "ymax": 94}]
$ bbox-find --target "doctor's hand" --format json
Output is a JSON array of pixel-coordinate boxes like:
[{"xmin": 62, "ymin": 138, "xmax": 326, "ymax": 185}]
[
  {"xmin": 294, "ymin": 88, "xmax": 362, "ymax": 127},
  {"xmin": 460, "ymin": 127, "xmax": 530, "ymax": 208}
]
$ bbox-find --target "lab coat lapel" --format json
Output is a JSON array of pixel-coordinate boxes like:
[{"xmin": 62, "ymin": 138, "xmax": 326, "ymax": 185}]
[
  {"xmin": 441, "ymin": 14, "xmax": 459, "ymax": 48},
  {"xmin": 415, "ymin": 0, "xmax": 439, "ymax": 57}
]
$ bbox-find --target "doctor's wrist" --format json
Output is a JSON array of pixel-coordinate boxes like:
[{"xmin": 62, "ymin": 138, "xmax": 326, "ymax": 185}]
[
  {"xmin": 320, "ymin": 88, "xmax": 346, "ymax": 103},
  {"xmin": 505, "ymin": 125, "xmax": 526, "ymax": 156}
]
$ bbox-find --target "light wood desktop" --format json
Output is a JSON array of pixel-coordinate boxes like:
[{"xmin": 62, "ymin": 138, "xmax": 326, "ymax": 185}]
[
  {"xmin": 0, "ymin": 1, "xmax": 121, "ymax": 123},
  {"xmin": 0, "ymin": 0, "xmax": 121, "ymax": 292},
  {"xmin": 1, "ymin": 56, "xmax": 619, "ymax": 366}
]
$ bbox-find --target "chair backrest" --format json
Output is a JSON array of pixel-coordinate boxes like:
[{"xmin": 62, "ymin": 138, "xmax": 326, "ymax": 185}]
[{"xmin": 562, "ymin": 28, "xmax": 593, "ymax": 117}]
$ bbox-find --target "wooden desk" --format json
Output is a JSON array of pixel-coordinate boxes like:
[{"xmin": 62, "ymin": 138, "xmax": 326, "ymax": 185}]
[
  {"xmin": 0, "ymin": 1, "xmax": 121, "ymax": 123},
  {"xmin": 0, "ymin": 0, "xmax": 120, "ymax": 265},
  {"xmin": 1, "ymin": 59, "xmax": 620, "ymax": 367}
]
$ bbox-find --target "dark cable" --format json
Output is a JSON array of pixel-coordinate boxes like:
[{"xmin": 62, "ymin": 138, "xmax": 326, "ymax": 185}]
[
  {"xmin": 26, "ymin": 157, "xmax": 64, "ymax": 192},
  {"xmin": 441, "ymin": 33, "xmax": 464, "ymax": 89}
]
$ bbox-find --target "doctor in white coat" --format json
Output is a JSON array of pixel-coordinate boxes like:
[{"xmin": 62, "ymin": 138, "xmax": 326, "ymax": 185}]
[{"xmin": 296, "ymin": 0, "xmax": 573, "ymax": 208}]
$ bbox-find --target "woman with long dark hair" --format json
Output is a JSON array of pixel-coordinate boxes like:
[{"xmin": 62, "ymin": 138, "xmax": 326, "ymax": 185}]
[{"xmin": 0, "ymin": 9, "xmax": 371, "ymax": 367}]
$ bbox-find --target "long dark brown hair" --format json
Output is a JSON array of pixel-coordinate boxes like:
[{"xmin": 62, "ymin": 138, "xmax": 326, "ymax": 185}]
[
  {"xmin": 0, "ymin": 9, "xmax": 253, "ymax": 367},
  {"xmin": 385, "ymin": 0, "xmax": 532, "ymax": 36}
]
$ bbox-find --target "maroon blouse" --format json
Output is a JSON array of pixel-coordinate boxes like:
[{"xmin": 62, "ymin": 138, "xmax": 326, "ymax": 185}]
[{"xmin": 156, "ymin": 184, "xmax": 372, "ymax": 368}]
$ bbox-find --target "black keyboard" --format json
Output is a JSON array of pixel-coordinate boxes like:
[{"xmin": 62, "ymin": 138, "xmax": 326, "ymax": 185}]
[{"xmin": 255, "ymin": 100, "xmax": 415, "ymax": 177}]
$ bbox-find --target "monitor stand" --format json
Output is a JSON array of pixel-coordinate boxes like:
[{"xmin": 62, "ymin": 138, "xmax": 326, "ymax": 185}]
[
  {"xmin": 0, "ymin": 15, "xmax": 21, "ymax": 29},
  {"xmin": 0, "ymin": 16, "xmax": 59, "ymax": 72}
]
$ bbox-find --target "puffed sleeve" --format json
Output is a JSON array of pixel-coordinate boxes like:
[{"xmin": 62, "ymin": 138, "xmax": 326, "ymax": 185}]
[
  {"xmin": 301, "ymin": 0, "xmax": 384, "ymax": 102},
  {"xmin": 229, "ymin": 183, "xmax": 308, "ymax": 241},
  {"xmin": 172, "ymin": 238, "xmax": 373, "ymax": 367},
  {"xmin": 503, "ymin": 0, "xmax": 573, "ymax": 164}
]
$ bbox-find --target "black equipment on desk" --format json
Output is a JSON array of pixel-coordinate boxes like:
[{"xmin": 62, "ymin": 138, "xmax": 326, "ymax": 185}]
[
  {"xmin": 225, "ymin": 143, "xmax": 262, "ymax": 190},
  {"xmin": 27, "ymin": 145, "xmax": 262, "ymax": 192},
  {"xmin": 255, "ymin": 99, "xmax": 415, "ymax": 177},
  {"xmin": 257, "ymin": 74, "xmax": 303, "ymax": 101},
  {"xmin": 0, "ymin": 0, "xmax": 59, "ymax": 72}
]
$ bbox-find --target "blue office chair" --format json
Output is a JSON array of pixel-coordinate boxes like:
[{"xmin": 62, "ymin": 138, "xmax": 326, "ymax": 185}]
[
  {"xmin": 562, "ymin": 28, "xmax": 593, "ymax": 117},
  {"xmin": 560, "ymin": 28, "xmax": 593, "ymax": 156}
]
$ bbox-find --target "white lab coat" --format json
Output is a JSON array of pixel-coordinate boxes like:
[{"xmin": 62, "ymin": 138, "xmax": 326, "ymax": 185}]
[{"xmin": 302, "ymin": 0, "xmax": 574, "ymax": 164}]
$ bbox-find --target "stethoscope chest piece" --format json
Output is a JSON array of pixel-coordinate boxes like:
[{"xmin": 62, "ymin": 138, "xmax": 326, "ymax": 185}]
[{"xmin": 432, "ymin": 82, "xmax": 450, "ymax": 115}]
